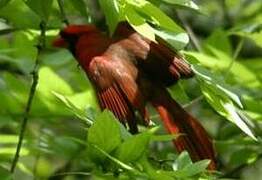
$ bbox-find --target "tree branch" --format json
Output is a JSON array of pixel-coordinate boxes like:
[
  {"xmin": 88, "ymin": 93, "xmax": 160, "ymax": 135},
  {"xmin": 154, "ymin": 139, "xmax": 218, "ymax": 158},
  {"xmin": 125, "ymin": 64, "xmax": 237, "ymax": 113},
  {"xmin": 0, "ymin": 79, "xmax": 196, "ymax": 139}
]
[{"xmin": 10, "ymin": 21, "xmax": 47, "ymax": 173}]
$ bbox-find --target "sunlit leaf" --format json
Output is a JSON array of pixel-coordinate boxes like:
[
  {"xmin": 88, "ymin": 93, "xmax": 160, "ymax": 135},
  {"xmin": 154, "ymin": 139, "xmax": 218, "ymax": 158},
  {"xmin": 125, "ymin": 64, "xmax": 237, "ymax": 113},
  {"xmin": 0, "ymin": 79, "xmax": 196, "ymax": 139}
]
[
  {"xmin": 53, "ymin": 91, "xmax": 93, "ymax": 124},
  {"xmin": 0, "ymin": 135, "xmax": 19, "ymax": 144},
  {"xmin": 99, "ymin": 0, "xmax": 119, "ymax": 35},
  {"xmin": 88, "ymin": 110, "xmax": 121, "ymax": 154},
  {"xmin": 172, "ymin": 160, "xmax": 210, "ymax": 177},
  {"xmin": 125, "ymin": 4, "xmax": 156, "ymax": 42},
  {"xmin": 172, "ymin": 151, "xmax": 210, "ymax": 178},
  {"xmin": 126, "ymin": 0, "xmax": 189, "ymax": 49},
  {"xmin": 0, "ymin": 147, "xmax": 29, "ymax": 156},
  {"xmin": 116, "ymin": 132, "xmax": 151, "ymax": 163},
  {"xmin": 160, "ymin": 0, "xmax": 199, "ymax": 11}
]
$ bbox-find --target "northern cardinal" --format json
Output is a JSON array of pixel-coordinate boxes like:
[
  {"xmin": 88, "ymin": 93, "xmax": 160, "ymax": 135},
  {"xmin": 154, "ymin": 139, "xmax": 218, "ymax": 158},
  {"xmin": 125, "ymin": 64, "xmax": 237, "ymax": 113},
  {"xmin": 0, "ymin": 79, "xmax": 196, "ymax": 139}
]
[{"xmin": 53, "ymin": 23, "xmax": 216, "ymax": 169}]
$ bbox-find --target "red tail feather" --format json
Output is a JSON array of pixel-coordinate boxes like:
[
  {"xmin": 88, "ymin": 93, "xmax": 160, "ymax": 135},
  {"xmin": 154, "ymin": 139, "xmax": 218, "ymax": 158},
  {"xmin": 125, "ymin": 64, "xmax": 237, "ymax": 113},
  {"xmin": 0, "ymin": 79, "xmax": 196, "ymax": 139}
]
[{"xmin": 152, "ymin": 89, "xmax": 216, "ymax": 170}]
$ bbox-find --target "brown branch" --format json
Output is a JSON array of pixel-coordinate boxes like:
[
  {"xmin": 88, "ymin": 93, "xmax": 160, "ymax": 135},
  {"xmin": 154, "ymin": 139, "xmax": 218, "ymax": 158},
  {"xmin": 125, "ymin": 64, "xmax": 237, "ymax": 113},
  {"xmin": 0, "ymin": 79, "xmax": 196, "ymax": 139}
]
[{"xmin": 10, "ymin": 21, "xmax": 46, "ymax": 173}]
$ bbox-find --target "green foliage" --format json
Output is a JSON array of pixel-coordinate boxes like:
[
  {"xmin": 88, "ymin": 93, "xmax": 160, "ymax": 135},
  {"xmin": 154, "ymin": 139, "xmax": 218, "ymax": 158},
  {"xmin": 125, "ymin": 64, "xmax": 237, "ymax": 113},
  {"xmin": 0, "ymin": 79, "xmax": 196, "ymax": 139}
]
[
  {"xmin": 24, "ymin": 0, "xmax": 53, "ymax": 21},
  {"xmin": 98, "ymin": 0, "xmax": 120, "ymax": 35},
  {"xmin": 0, "ymin": 0, "xmax": 11, "ymax": 9},
  {"xmin": 84, "ymin": 110, "xmax": 211, "ymax": 179},
  {"xmin": 99, "ymin": 0, "xmax": 189, "ymax": 49},
  {"xmin": 0, "ymin": 166, "xmax": 12, "ymax": 180},
  {"xmin": 172, "ymin": 152, "xmax": 210, "ymax": 178},
  {"xmin": 88, "ymin": 111, "xmax": 122, "ymax": 157},
  {"xmin": 69, "ymin": 0, "xmax": 88, "ymax": 17}
]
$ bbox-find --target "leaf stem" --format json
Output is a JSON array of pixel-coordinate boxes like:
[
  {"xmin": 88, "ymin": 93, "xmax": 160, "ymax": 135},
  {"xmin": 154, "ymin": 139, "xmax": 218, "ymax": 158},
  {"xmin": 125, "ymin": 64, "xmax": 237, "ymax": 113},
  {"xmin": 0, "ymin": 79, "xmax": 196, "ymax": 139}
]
[
  {"xmin": 183, "ymin": 95, "xmax": 204, "ymax": 109},
  {"xmin": 10, "ymin": 21, "xmax": 46, "ymax": 173},
  {"xmin": 174, "ymin": 10, "xmax": 202, "ymax": 52},
  {"xmin": 224, "ymin": 38, "xmax": 244, "ymax": 79},
  {"xmin": 57, "ymin": 0, "xmax": 69, "ymax": 25}
]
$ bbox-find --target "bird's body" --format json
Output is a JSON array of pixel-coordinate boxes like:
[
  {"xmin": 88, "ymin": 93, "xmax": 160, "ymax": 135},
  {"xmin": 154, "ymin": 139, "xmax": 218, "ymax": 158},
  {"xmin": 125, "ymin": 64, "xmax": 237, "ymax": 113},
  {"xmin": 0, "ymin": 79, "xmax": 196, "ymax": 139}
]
[{"xmin": 53, "ymin": 23, "xmax": 216, "ymax": 169}]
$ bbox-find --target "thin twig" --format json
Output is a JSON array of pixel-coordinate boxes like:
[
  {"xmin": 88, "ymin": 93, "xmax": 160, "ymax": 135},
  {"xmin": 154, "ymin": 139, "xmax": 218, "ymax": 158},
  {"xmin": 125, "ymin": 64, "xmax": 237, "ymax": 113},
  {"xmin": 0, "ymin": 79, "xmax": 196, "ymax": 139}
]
[
  {"xmin": 224, "ymin": 38, "xmax": 244, "ymax": 79},
  {"xmin": 174, "ymin": 10, "xmax": 203, "ymax": 52},
  {"xmin": 57, "ymin": 0, "xmax": 69, "ymax": 25},
  {"xmin": 183, "ymin": 95, "xmax": 204, "ymax": 109},
  {"xmin": 10, "ymin": 21, "xmax": 46, "ymax": 173}
]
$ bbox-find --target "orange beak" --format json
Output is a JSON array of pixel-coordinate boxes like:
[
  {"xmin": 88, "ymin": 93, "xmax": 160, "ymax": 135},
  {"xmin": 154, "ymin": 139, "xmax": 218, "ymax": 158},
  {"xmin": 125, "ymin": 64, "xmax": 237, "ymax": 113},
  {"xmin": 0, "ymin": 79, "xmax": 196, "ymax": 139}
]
[{"xmin": 52, "ymin": 37, "xmax": 68, "ymax": 48}]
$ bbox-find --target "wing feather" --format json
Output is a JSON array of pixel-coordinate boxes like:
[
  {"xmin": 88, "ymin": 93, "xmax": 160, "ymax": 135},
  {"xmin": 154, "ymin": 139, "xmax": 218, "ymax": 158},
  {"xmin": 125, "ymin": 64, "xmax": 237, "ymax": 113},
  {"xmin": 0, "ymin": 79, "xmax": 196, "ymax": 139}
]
[{"xmin": 88, "ymin": 55, "xmax": 147, "ymax": 133}]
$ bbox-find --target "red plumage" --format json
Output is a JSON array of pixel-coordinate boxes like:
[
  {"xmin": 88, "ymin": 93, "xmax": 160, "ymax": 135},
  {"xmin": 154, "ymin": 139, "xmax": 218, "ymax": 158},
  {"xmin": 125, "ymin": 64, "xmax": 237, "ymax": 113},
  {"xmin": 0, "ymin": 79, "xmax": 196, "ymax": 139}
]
[{"xmin": 53, "ymin": 23, "xmax": 216, "ymax": 170}]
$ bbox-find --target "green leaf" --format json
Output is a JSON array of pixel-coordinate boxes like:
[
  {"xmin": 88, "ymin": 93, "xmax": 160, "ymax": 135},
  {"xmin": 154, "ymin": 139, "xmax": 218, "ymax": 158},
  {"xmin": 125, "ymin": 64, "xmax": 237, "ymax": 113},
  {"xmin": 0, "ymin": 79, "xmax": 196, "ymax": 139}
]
[
  {"xmin": 53, "ymin": 92, "xmax": 93, "ymax": 124},
  {"xmin": 229, "ymin": 23, "xmax": 262, "ymax": 48},
  {"xmin": 88, "ymin": 110, "xmax": 122, "ymax": 153},
  {"xmin": 242, "ymin": 96, "xmax": 262, "ymax": 121},
  {"xmin": 0, "ymin": 166, "xmax": 12, "ymax": 180},
  {"xmin": 173, "ymin": 160, "xmax": 210, "ymax": 177},
  {"xmin": 125, "ymin": 4, "xmax": 156, "ymax": 42},
  {"xmin": 229, "ymin": 148, "xmax": 258, "ymax": 167},
  {"xmin": 0, "ymin": 0, "xmax": 12, "ymax": 9},
  {"xmin": 37, "ymin": 66, "xmax": 73, "ymax": 102},
  {"xmin": 27, "ymin": 67, "xmax": 76, "ymax": 116},
  {"xmin": 98, "ymin": 0, "xmax": 119, "ymax": 35},
  {"xmin": 203, "ymin": 29, "xmax": 232, "ymax": 56},
  {"xmin": 172, "ymin": 151, "xmax": 210, "ymax": 178},
  {"xmin": 139, "ymin": 156, "xmax": 174, "ymax": 180},
  {"xmin": 127, "ymin": 0, "xmax": 189, "ymax": 49},
  {"xmin": 183, "ymin": 64, "xmax": 257, "ymax": 140},
  {"xmin": 24, "ymin": 0, "xmax": 53, "ymax": 21},
  {"xmin": 173, "ymin": 151, "xmax": 192, "ymax": 170},
  {"xmin": 245, "ymin": 31, "xmax": 262, "ymax": 48},
  {"xmin": 160, "ymin": 0, "xmax": 199, "ymax": 11},
  {"xmin": 193, "ymin": 66, "xmax": 257, "ymax": 140},
  {"xmin": 192, "ymin": 65, "xmax": 243, "ymax": 108},
  {"xmin": 89, "ymin": 143, "xmax": 137, "ymax": 172},
  {"xmin": 168, "ymin": 82, "xmax": 190, "ymax": 104},
  {"xmin": 185, "ymin": 50, "xmax": 261, "ymax": 88},
  {"xmin": 0, "ymin": 0, "xmax": 40, "ymax": 29},
  {"xmin": 129, "ymin": 0, "xmax": 184, "ymax": 33},
  {"xmin": 69, "ymin": 0, "xmax": 88, "ymax": 17},
  {"xmin": 151, "ymin": 134, "xmax": 179, "ymax": 142},
  {"xmin": 0, "ymin": 135, "xmax": 19, "ymax": 144},
  {"xmin": 223, "ymin": 103, "xmax": 256, "ymax": 140},
  {"xmin": 153, "ymin": 28, "xmax": 189, "ymax": 50},
  {"xmin": 116, "ymin": 132, "xmax": 151, "ymax": 163},
  {"xmin": 0, "ymin": 147, "xmax": 29, "ymax": 157}
]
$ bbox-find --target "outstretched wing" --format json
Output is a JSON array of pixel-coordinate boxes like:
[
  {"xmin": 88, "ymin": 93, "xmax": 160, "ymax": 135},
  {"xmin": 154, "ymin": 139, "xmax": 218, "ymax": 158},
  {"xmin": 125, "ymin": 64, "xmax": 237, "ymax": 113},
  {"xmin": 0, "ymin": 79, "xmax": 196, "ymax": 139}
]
[
  {"xmin": 114, "ymin": 23, "xmax": 194, "ymax": 85},
  {"xmin": 88, "ymin": 52, "xmax": 148, "ymax": 133}
]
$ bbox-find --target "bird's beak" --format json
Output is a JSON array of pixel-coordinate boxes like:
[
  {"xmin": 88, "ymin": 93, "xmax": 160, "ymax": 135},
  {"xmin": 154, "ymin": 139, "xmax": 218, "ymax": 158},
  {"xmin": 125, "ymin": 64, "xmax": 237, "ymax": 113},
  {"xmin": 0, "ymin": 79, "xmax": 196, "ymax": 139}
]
[{"xmin": 52, "ymin": 37, "xmax": 68, "ymax": 48}]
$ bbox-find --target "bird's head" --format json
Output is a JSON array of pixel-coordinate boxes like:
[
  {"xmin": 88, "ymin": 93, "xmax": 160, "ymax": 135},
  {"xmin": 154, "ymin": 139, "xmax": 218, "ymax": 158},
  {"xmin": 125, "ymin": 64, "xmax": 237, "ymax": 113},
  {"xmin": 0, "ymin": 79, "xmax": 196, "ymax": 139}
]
[{"xmin": 53, "ymin": 24, "xmax": 98, "ymax": 50}]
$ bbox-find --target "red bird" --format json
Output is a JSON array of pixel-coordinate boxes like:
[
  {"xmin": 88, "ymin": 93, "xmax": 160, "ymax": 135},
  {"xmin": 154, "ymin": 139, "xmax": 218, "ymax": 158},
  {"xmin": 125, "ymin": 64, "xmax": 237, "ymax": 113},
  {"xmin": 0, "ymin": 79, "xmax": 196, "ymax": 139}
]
[{"xmin": 53, "ymin": 23, "xmax": 216, "ymax": 169}]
